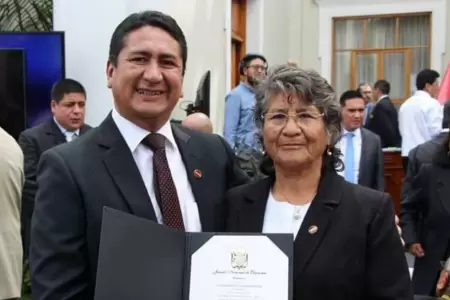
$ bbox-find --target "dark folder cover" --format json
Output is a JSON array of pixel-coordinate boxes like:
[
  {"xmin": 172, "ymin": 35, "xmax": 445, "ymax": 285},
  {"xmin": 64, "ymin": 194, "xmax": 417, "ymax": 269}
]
[{"xmin": 94, "ymin": 207, "xmax": 293, "ymax": 300}]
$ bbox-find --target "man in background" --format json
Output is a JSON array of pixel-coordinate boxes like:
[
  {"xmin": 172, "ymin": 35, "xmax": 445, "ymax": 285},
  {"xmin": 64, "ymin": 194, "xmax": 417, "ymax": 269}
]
[
  {"xmin": 182, "ymin": 112, "xmax": 212, "ymax": 134},
  {"xmin": 287, "ymin": 60, "xmax": 298, "ymax": 66},
  {"xmin": 401, "ymin": 100, "xmax": 449, "ymax": 206},
  {"xmin": 400, "ymin": 101, "xmax": 450, "ymax": 268},
  {"xmin": 337, "ymin": 90, "xmax": 384, "ymax": 191},
  {"xmin": 366, "ymin": 79, "xmax": 401, "ymax": 148},
  {"xmin": 0, "ymin": 127, "xmax": 24, "ymax": 300},
  {"xmin": 357, "ymin": 82, "xmax": 375, "ymax": 126},
  {"xmin": 399, "ymin": 69, "xmax": 442, "ymax": 171},
  {"xmin": 18, "ymin": 78, "xmax": 92, "ymax": 261},
  {"xmin": 224, "ymin": 53, "xmax": 267, "ymax": 151}
]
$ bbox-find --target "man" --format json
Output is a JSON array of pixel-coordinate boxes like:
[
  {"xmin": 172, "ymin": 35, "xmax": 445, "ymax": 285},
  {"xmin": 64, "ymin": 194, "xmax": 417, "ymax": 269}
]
[
  {"xmin": 400, "ymin": 102, "xmax": 450, "ymax": 283},
  {"xmin": 182, "ymin": 112, "xmax": 213, "ymax": 133},
  {"xmin": 0, "ymin": 127, "xmax": 24, "ymax": 300},
  {"xmin": 401, "ymin": 100, "xmax": 450, "ymax": 210},
  {"xmin": 287, "ymin": 59, "xmax": 298, "ymax": 66},
  {"xmin": 18, "ymin": 78, "xmax": 91, "ymax": 261},
  {"xmin": 224, "ymin": 53, "xmax": 267, "ymax": 150},
  {"xmin": 30, "ymin": 11, "xmax": 248, "ymax": 300},
  {"xmin": 399, "ymin": 69, "xmax": 442, "ymax": 171},
  {"xmin": 357, "ymin": 82, "xmax": 374, "ymax": 126},
  {"xmin": 337, "ymin": 90, "xmax": 384, "ymax": 191},
  {"xmin": 366, "ymin": 79, "xmax": 401, "ymax": 148}
]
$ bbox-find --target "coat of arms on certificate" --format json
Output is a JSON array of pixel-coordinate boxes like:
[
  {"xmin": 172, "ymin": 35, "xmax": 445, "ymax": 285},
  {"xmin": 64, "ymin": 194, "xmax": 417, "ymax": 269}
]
[{"xmin": 231, "ymin": 250, "xmax": 248, "ymax": 270}]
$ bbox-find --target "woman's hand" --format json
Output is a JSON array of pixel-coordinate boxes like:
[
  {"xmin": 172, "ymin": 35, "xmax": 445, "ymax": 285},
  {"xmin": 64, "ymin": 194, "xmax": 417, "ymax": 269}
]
[
  {"xmin": 437, "ymin": 270, "xmax": 449, "ymax": 296},
  {"xmin": 408, "ymin": 243, "xmax": 425, "ymax": 257}
]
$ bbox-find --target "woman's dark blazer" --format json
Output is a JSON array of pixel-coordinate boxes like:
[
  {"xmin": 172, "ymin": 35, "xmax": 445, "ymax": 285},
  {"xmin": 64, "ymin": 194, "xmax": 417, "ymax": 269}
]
[{"xmin": 226, "ymin": 168, "xmax": 413, "ymax": 300}]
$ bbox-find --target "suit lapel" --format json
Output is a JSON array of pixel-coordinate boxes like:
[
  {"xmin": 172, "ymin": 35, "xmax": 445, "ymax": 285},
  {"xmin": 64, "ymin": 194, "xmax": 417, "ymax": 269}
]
[
  {"xmin": 45, "ymin": 119, "xmax": 66, "ymax": 146},
  {"xmin": 171, "ymin": 125, "xmax": 216, "ymax": 231},
  {"xmin": 98, "ymin": 114, "xmax": 157, "ymax": 221},
  {"xmin": 79, "ymin": 125, "xmax": 91, "ymax": 135},
  {"xmin": 238, "ymin": 177, "xmax": 273, "ymax": 232},
  {"xmin": 293, "ymin": 169, "xmax": 342, "ymax": 278}
]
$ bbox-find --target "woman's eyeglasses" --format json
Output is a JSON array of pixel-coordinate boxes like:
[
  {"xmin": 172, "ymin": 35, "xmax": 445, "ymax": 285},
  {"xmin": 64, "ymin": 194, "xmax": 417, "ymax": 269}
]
[{"xmin": 262, "ymin": 112, "xmax": 324, "ymax": 127}]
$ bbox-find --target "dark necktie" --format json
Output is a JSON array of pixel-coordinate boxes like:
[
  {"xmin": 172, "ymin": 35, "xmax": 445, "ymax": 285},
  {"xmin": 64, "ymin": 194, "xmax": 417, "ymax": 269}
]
[{"xmin": 142, "ymin": 133, "xmax": 185, "ymax": 230}]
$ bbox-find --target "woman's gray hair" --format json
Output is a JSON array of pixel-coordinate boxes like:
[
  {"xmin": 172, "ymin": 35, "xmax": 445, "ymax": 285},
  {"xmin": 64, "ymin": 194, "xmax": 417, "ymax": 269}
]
[{"xmin": 254, "ymin": 64, "xmax": 343, "ymax": 174}]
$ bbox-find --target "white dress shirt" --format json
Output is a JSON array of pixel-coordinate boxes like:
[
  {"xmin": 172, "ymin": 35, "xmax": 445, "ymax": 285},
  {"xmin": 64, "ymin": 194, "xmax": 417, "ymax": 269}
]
[
  {"xmin": 378, "ymin": 94, "xmax": 389, "ymax": 102},
  {"xmin": 336, "ymin": 128, "xmax": 362, "ymax": 183},
  {"xmin": 399, "ymin": 90, "xmax": 443, "ymax": 156},
  {"xmin": 111, "ymin": 108, "xmax": 202, "ymax": 232},
  {"xmin": 53, "ymin": 118, "xmax": 80, "ymax": 142},
  {"xmin": 262, "ymin": 190, "xmax": 311, "ymax": 240}
]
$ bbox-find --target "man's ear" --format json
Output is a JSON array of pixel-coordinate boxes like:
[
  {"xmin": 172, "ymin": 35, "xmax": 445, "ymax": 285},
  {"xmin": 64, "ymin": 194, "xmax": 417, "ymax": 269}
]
[{"xmin": 106, "ymin": 60, "xmax": 114, "ymax": 89}]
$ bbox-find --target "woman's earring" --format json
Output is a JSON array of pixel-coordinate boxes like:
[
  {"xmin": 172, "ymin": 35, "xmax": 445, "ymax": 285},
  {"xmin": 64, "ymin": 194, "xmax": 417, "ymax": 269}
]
[{"xmin": 326, "ymin": 146, "xmax": 332, "ymax": 156}]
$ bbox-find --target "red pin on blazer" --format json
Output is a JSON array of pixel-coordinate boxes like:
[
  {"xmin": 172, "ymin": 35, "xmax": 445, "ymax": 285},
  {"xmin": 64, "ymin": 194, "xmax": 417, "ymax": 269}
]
[{"xmin": 193, "ymin": 169, "xmax": 202, "ymax": 179}]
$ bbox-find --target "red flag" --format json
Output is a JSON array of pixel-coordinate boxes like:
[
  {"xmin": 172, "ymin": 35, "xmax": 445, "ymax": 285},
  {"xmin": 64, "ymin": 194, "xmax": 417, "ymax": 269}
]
[{"xmin": 438, "ymin": 62, "xmax": 450, "ymax": 104}]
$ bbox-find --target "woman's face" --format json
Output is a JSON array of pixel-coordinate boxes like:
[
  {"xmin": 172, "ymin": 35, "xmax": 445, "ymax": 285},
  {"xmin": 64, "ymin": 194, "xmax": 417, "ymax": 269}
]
[{"xmin": 262, "ymin": 92, "xmax": 329, "ymax": 170}]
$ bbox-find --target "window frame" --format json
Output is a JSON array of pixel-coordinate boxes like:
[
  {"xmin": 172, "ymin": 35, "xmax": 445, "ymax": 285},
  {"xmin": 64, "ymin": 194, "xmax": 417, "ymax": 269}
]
[{"xmin": 331, "ymin": 12, "xmax": 432, "ymax": 103}]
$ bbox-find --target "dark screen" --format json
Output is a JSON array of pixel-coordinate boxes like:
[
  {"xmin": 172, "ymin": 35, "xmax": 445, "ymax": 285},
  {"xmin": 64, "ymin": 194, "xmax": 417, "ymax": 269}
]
[
  {"xmin": 0, "ymin": 49, "xmax": 26, "ymax": 140},
  {"xmin": 194, "ymin": 70, "xmax": 211, "ymax": 116},
  {"xmin": 0, "ymin": 32, "xmax": 65, "ymax": 128}
]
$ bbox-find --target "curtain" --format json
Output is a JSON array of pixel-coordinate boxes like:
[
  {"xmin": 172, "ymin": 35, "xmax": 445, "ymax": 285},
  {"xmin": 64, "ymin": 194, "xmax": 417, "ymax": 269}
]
[
  {"xmin": 334, "ymin": 19, "xmax": 363, "ymax": 96},
  {"xmin": 333, "ymin": 15, "xmax": 430, "ymax": 100},
  {"xmin": 399, "ymin": 15, "xmax": 430, "ymax": 95}
]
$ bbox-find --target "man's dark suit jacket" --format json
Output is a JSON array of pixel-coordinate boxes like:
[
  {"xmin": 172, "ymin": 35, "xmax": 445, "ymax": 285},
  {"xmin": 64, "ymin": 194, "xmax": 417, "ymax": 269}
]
[
  {"xmin": 366, "ymin": 96, "xmax": 401, "ymax": 148},
  {"xmin": 226, "ymin": 167, "xmax": 412, "ymax": 300},
  {"xmin": 358, "ymin": 127, "xmax": 384, "ymax": 191},
  {"xmin": 400, "ymin": 141, "xmax": 450, "ymax": 296},
  {"xmin": 29, "ymin": 114, "xmax": 248, "ymax": 300},
  {"xmin": 18, "ymin": 119, "xmax": 92, "ymax": 260},
  {"xmin": 401, "ymin": 131, "xmax": 448, "ymax": 204}
]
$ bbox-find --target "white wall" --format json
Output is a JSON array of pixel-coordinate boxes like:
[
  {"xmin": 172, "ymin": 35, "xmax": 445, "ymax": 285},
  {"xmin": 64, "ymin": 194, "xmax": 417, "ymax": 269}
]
[
  {"xmin": 53, "ymin": 0, "xmax": 230, "ymax": 133},
  {"xmin": 444, "ymin": 0, "xmax": 450, "ymax": 70},
  {"xmin": 246, "ymin": 0, "xmax": 320, "ymax": 71},
  {"xmin": 317, "ymin": 0, "xmax": 448, "ymax": 82}
]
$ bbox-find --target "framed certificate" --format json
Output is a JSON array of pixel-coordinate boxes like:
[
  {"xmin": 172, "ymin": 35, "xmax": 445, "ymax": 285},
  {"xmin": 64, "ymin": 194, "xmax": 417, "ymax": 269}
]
[
  {"xmin": 188, "ymin": 235, "xmax": 290, "ymax": 300},
  {"xmin": 95, "ymin": 208, "xmax": 293, "ymax": 300}
]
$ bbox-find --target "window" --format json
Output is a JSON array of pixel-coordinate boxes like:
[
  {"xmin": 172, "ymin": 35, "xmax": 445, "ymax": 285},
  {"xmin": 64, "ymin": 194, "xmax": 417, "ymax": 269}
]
[
  {"xmin": 231, "ymin": 0, "xmax": 246, "ymax": 88},
  {"xmin": 332, "ymin": 13, "xmax": 431, "ymax": 104}
]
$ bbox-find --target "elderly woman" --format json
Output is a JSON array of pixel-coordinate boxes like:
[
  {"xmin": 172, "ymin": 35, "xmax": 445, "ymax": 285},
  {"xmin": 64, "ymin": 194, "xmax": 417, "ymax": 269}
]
[{"xmin": 226, "ymin": 65, "xmax": 412, "ymax": 300}]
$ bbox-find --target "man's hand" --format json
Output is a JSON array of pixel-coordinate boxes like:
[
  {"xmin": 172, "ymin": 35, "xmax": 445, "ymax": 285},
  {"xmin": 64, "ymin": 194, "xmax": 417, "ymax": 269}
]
[
  {"xmin": 408, "ymin": 243, "xmax": 425, "ymax": 257},
  {"xmin": 437, "ymin": 270, "xmax": 449, "ymax": 296},
  {"xmin": 395, "ymin": 215, "xmax": 404, "ymax": 246}
]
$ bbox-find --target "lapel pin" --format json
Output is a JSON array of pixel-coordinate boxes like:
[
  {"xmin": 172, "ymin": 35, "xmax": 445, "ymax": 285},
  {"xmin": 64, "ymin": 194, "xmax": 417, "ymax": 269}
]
[
  {"xmin": 308, "ymin": 225, "xmax": 318, "ymax": 235},
  {"xmin": 193, "ymin": 169, "xmax": 202, "ymax": 179}
]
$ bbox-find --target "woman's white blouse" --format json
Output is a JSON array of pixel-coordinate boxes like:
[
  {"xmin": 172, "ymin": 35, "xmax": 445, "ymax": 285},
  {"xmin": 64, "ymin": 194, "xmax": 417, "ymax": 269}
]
[{"xmin": 262, "ymin": 190, "xmax": 311, "ymax": 240}]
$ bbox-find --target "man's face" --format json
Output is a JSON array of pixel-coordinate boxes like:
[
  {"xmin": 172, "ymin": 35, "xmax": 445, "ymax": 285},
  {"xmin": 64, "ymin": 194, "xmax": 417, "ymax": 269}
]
[
  {"xmin": 51, "ymin": 92, "xmax": 86, "ymax": 131},
  {"xmin": 373, "ymin": 87, "xmax": 382, "ymax": 100},
  {"xmin": 244, "ymin": 58, "xmax": 266, "ymax": 86},
  {"xmin": 106, "ymin": 25, "xmax": 184, "ymax": 131},
  {"xmin": 341, "ymin": 97, "xmax": 365, "ymax": 131},
  {"xmin": 359, "ymin": 84, "xmax": 373, "ymax": 102},
  {"xmin": 426, "ymin": 79, "xmax": 440, "ymax": 98}
]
